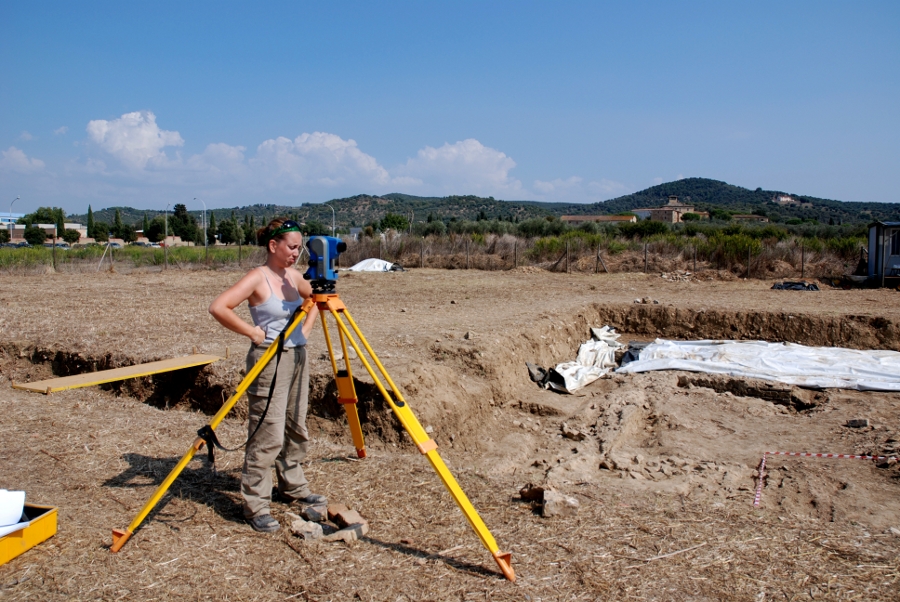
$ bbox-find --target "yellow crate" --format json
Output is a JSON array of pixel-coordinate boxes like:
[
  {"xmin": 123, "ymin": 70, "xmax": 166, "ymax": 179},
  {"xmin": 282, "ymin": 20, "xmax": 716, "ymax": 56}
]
[{"xmin": 0, "ymin": 504, "xmax": 58, "ymax": 566}]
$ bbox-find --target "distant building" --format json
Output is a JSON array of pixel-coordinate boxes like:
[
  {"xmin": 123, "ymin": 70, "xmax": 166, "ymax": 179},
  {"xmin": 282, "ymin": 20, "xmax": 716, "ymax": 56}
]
[
  {"xmin": 1, "ymin": 212, "xmax": 25, "ymax": 227},
  {"xmin": 648, "ymin": 196, "xmax": 695, "ymax": 223},
  {"xmin": 6, "ymin": 222, "xmax": 87, "ymax": 242},
  {"xmin": 161, "ymin": 235, "xmax": 187, "ymax": 247},
  {"xmin": 772, "ymin": 194, "xmax": 812, "ymax": 208},
  {"xmin": 561, "ymin": 215, "xmax": 637, "ymax": 225},
  {"xmin": 732, "ymin": 214, "xmax": 769, "ymax": 223},
  {"xmin": 868, "ymin": 221, "xmax": 900, "ymax": 284}
]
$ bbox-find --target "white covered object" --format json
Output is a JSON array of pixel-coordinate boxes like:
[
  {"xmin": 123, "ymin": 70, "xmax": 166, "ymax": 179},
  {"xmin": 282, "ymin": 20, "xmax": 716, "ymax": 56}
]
[
  {"xmin": 616, "ymin": 339, "xmax": 900, "ymax": 392},
  {"xmin": 549, "ymin": 326, "xmax": 624, "ymax": 393},
  {"xmin": 345, "ymin": 258, "xmax": 399, "ymax": 272},
  {"xmin": 0, "ymin": 489, "xmax": 26, "ymax": 537}
]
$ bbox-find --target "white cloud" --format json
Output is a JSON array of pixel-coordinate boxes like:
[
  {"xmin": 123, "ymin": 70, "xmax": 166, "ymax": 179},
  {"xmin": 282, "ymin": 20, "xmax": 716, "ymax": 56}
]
[
  {"xmin": 0, "ymin": 146, "xmax": 45, "ymax": 173},
  {"xmin": 187, "ymin": 143, "xmax": 247, "ymax": 174},
  {"xmin": 87, "ymin": 111, "xmax": 184, "ymax": 169},
  {"xmin": 534, "ymin": 176, "xmax": 583, "ymax": 194},
  {"xmin": 394, "ymin": 139, "xmax": 522, "ymax": 196},
  {"xmin": 19, "ymin": 131, "xmax": 34, "ymax": 141},
  {"xmin": 251, "ymin": 132, "xmax": 390, "ymax": 188},
  {"xmin": 533, "ymin": 175, "xmax": 628, "ymax": 202},
  {"xmin": 587, "ymin": 179, "xmax": 628, "ymax": 196},
  {"xmin": 17, "ymin": 110, "xmax": 634, "ymax": 207}
]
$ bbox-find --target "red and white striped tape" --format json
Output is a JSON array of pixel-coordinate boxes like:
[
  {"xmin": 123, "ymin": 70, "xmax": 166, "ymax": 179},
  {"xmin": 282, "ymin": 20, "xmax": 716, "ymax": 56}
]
[{"xmin": 753, "ymin": 451, "xmax": 898, "ymax": 507}]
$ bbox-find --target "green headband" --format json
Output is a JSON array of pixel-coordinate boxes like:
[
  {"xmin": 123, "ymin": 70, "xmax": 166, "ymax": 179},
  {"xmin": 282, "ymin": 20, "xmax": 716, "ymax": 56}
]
[{"xmin": 268, "ymin": 220, "xmax": 301, "ymax": 242}]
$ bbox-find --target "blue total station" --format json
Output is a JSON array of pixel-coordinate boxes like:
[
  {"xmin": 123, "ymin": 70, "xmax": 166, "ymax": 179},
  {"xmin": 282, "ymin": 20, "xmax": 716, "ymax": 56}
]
[{"xmin": 304, "ymin": 235, "xmax": 347, "ymax": 291}]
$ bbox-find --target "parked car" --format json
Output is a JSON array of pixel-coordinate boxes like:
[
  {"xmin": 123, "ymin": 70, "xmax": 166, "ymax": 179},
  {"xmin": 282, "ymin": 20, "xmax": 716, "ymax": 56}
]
[
  {"xmin": 15, "ymin": 241, "xmax": 32, "ymax": 248},
  {"xmin": 148, "ymin": 243, "xmax": 161, "ymax": 248},
  {"xmin": 43, "ymin": 242, "xmax": 71, "ymax": 250},
  {"xmin": 108, "ymin": 242, "xmax": 123, "ymax": 249}
]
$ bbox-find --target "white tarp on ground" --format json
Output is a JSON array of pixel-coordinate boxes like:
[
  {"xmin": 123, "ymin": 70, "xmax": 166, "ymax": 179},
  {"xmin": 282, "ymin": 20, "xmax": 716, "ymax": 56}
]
[
  {"xmin": 549, "ymin": 326, "xmax": 624, "ymax": 393},
  {"xmin": 616, "ymin": 339, "xmax": 900, "ymax": 392},
  {"xmin": 344, "ymin": 258, "xmax": 400, "ymax": 272}
]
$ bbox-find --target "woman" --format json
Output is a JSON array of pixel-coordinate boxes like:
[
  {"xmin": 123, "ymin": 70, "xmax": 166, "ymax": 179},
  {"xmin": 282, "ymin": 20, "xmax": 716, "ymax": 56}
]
[{"xmin": 209, "ymin": 218, "xmax": 323, "ymax": 533}]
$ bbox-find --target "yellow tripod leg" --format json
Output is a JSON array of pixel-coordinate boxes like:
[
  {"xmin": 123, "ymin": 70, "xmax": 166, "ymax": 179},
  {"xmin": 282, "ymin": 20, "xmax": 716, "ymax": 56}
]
[
  {"xmin": 317, "ymin": 298, "xmax": 366, "ymax": 458},
  {"xmin": 110, "ymin": 300, "xmax": 313, "ymax": 553},
  {"xmin": 322, "ymin": 297, "xmax": 515, "ymax": 582}
]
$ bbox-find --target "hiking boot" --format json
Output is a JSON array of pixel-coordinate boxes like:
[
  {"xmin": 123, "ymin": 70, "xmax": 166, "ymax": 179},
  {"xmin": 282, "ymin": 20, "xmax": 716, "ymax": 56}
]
[
  {"xmin": 247, "ymin": 514, "xmax": 280, "ymax": 533},
  {"xmin": 291, "ymin": 493, "xmax": 327, "ymax": 506}
]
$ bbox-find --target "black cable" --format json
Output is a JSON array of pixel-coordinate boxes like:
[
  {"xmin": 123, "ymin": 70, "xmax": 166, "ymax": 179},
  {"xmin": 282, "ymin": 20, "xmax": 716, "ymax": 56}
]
[{"xmin": 198, "ymin": 305, "xmax": 302, "ymax": 467}]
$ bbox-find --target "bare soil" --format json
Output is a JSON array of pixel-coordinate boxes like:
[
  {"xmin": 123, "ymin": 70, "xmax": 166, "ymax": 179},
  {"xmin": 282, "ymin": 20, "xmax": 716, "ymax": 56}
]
[{"xmin": 1, "ymin": 267, "xmax": 899, "ymax": 600}]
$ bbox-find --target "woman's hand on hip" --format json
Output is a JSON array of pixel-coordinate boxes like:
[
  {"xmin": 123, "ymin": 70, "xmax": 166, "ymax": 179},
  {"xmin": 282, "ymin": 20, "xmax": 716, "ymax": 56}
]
[{"xmin": 250, "ymin": 326, "xmax": 266, "ymax": 346}]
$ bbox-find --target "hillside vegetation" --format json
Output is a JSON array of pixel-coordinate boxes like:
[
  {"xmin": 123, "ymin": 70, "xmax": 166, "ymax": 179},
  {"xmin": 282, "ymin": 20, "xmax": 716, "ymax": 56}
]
[{"xmin": 67, "ymin": 178, "xmax": 899, "ymax": 230}]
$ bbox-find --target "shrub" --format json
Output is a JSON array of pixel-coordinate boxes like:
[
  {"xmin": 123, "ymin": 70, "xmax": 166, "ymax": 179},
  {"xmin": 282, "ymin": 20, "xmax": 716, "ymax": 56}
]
[
  {"xmin": 62, "ymin": 228, "xmax": 81, "ymax": 244},
  {"xmin": 825, "ymin": 237, "xmax": 866, "ymax": 260},
  {"xmin": 618, "ymin": 220, "xmax": 669, "ymax": 239},
  {"xmin": 24, "ymin": 226, "xmax": 47, "ymax": 246}
]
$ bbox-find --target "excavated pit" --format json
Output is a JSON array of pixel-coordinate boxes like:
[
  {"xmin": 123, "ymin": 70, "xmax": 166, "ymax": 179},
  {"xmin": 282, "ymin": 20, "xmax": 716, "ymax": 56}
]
[
  {"xmin": 4, "ymin": 303, "xmax": 899, "ymax": 423},
  {"xmin": 3, "ymin": 301, "xmax": 900, "ymax": 531}
]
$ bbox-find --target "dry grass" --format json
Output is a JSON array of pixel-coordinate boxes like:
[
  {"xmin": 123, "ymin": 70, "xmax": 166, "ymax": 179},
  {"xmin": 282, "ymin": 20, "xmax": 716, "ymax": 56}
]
[
  {"xmin": 2, "ymin": 385, "xmax": 899, "ymax": 601},
  {"xmin": 2, "ymin": 269, "xmax": 900, "ymax": 600}
]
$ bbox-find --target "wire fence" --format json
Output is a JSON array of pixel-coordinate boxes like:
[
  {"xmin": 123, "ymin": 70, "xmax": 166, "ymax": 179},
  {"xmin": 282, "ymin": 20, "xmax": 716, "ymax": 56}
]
[
  {"xmin": 340, "ymin": 232, "xmax": 859, "ymax": 280},
  {"xmin": 0, "ymin": 233, "xmax": 862, "ymax": 280}
]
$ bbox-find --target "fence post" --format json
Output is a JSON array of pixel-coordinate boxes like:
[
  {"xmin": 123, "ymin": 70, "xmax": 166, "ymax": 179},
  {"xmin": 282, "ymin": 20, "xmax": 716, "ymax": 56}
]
[
  {"xmin": 466, "ymin": 238, "xmax": 469, "ymax": 269},
  {"xmin": 596, "ymin": 248, "xmax": 609, "ymax": 274},
  {"xmin": 748, "ymin": 245, "xmax": 751, "ymax": 279},
  {"xmin": 644, "ymin": 243, "xmax": 648, "ymax": 273},
  {"xmin": 693, "ymin": 246, "xmax": 697, "ymax": 272},
  {"xmin": 52, "ymin": 226, "xmax": 57, "ymax": 271},
  {"xmin": 565, "ymin": 241, "xmax": 569, "ymax": 273},
  {"xmin": 420, "ymin": 237, "xmax": 424, "ymax": 268},
  {"xmin": 801, "ymin": 242, "xmax": 805, "ymax": 279},
  {"xmin": 513, "ymin": 240, "xmax": 517, "ymax": 269},
  {"xmin": 595, "ymin": 244, "xmax": 599, "ymax": 274}
]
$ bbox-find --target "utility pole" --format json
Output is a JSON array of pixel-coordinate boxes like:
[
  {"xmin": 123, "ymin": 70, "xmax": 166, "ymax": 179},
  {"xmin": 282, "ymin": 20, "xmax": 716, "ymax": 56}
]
[
  {"xmin": 326, "ymin": 203, "xmax": 335, "ymax": 237},
  {"xmin": 8, "ymin": 196, "xmax": 19, "ymax": 243},
  {"xmin": 196, "ymin": 198, "xmax": 207, "ymax": 264},
  {"xmin": 164, "ymin": 203, "xmax": 170, "ymax": 270}
]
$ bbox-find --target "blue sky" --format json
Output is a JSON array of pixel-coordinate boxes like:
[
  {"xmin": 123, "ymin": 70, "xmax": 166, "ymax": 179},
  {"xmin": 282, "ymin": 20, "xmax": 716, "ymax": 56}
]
[{"xmin": 1, "ymin": 1, "xmax": 898, "ymax": 214}]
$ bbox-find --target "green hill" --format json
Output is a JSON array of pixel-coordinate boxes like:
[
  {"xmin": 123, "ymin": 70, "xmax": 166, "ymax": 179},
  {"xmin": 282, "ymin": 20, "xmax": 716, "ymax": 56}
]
[{"xmin": 67, "ymin": 178, "xmax": 900, "ymax": 228}]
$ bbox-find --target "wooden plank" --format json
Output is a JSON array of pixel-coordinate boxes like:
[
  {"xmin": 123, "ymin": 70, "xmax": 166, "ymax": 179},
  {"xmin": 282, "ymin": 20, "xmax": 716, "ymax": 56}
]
[{"xmin": 11, "ymin": 354, "xmax": 221, "ymax": 394}]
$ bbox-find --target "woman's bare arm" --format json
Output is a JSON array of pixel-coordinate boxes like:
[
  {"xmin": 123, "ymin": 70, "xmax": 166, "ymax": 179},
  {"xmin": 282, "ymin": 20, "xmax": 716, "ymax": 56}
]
[{"xmin": 209, "ymin": 270, "xmax": 266, "ymax": 344}]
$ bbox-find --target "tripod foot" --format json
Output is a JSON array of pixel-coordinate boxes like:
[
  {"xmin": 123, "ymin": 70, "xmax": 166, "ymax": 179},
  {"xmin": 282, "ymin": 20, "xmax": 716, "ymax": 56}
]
[
  {"xmin": 110, "ymin": 528, "xmax": 132, "ymax": 553},
  {"xmin": 356, "ymin": 449, "xmax": 367, "ymax": 459},
  {"xmin": 493, "ymin": 550, "xmax": 515, "ymax": 582}
]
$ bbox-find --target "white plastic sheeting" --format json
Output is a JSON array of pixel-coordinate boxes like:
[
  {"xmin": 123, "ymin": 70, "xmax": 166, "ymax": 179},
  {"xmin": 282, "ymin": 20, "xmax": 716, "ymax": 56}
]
[
  {"xmin": 344, "ymin": 258, "xmax": 400, "ymax": 272},
  {"xmin": 549, "ymin": 326, "xmax": 624, "ymax": 393},
  {"xmin": 0, "ymin": 489, "xmax": 26, "ymax": 537},
  {"xmin": 616, "ymin": 339, "xmax": 900, "ymax": 392}
]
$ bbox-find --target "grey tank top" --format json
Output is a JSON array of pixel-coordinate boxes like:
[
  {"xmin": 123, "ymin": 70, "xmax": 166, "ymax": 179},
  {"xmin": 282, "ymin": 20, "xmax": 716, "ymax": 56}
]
[{"xmin": 248, "ymin": 268, "xmax": 307, "ymax": 348}]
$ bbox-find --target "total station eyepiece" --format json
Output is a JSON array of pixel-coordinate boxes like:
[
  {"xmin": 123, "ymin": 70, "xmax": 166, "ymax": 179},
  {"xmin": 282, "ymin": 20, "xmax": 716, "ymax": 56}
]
[{"xmin": 303, "ymin": 235, "xmax": 347, "ymax": 292}]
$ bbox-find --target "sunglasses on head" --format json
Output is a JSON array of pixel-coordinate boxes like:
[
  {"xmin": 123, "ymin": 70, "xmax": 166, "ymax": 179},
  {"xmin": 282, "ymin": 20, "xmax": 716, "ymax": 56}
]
[{"xmin": 270, "ymin": 220, "xmax": 301, "ymax": 238}]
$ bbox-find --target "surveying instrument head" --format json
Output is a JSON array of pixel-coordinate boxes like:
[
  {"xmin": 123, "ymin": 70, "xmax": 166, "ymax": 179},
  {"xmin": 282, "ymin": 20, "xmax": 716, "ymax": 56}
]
[{"xmin": 303, "ymin": 235, "xmax": 347, "ymax": 293}]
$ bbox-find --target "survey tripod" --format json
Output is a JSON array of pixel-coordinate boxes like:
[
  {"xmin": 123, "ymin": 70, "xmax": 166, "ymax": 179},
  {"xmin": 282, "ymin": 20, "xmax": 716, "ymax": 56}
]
[{"xmin": 109, "ymin": 283, "xmax": 515, "ymax": 582}]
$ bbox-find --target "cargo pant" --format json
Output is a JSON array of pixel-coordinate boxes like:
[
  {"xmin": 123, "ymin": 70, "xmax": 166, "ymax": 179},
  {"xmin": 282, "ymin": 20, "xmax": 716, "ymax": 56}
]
[{"xmin": 242, "ymin": 344, "xmax": 312, "ymax": 519}]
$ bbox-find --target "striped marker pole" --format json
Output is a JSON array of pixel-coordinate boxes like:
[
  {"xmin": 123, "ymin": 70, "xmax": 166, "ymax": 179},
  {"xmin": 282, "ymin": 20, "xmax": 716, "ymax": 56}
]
[{"xmin": 753, "ymin": 451, "xmax": 898, "ymax": 507}]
